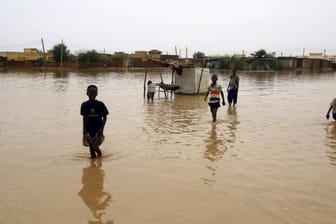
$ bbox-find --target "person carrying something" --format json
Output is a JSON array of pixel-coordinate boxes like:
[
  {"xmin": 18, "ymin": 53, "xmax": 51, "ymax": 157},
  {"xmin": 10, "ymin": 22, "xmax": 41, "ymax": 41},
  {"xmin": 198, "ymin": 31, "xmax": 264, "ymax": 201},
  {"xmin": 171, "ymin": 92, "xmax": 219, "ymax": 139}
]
[{"xmin": 80, "ymin": 85, "xmax": 109, "ymax": 158}]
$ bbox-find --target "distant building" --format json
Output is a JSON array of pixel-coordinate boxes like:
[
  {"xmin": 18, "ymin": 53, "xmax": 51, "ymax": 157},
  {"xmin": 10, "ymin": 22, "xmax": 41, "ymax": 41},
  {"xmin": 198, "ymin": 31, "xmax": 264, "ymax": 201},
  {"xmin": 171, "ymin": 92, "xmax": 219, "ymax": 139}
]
[
  {"xmin": 278, "ymin": 56, "xmax": 331, "ymax": 70},
  {"xmin": 0, "ymin": 48, "xmax": 53, "ymax": 61},
  {"xmin": 161, "ymin": 54, "xmax": 179, "ymax": 62},
  {"xmin": 129, "ymin": 51, "xmax": 147, "ymax": 61},
  {"xmin": 148, "ymin": 49, "xmax": 162, "ymax": 60},
  {"xmin": 126, "ymin": 49, "xmax": 178, "ymax": 67},
  {"xmin": 308, "ymin": 52, "xmax": 324, "ymax": 59},
  {"xmin": 233, "ymin": 53, "xmax": 246, "ymax": 59}
]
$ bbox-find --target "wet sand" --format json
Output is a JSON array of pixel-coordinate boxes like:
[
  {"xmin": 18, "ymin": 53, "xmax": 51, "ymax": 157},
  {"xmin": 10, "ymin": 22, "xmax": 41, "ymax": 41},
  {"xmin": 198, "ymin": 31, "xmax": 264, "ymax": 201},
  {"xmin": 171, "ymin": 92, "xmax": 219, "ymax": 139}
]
[{"xmin": 0, "ymin": 69, "xmax": 336, "ymax": 223}]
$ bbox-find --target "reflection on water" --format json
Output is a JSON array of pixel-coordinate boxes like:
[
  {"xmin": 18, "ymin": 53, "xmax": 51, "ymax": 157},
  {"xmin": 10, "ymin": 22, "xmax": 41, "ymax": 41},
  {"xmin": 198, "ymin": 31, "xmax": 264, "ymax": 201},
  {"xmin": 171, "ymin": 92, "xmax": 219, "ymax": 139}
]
[
  {"xmin": 78, "ymin": 159, "xmax": 113, "ymax": 224},
  {"xmin": 204, "ymin": 124, "xmax": 225, "ymax": 162},
  {"xmin": 325, "ymin": 123, "xmax": 336, "ymax": 165},
  {"xmin": 203, "ymin": 124, "xmax": 227, "ymax": 185},
  {"xmin": 226, "ymin": 106, "xmax": 239, "ymax": 143}
]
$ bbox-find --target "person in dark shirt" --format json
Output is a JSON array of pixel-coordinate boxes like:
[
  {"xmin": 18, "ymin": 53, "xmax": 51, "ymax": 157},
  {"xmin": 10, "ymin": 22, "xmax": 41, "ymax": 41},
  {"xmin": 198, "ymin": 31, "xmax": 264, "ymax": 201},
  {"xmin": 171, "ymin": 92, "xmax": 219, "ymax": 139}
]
[
  {"xmin": 80, "ymin": 85, "xmax": 109, "ymax": 158},
  {"xmin": 326, "ymin": 97, "xmax": 336, "ymax": 121},
  {"xmin": 227, "ymin": 68, "xmax": 240, "ymax": 106}
]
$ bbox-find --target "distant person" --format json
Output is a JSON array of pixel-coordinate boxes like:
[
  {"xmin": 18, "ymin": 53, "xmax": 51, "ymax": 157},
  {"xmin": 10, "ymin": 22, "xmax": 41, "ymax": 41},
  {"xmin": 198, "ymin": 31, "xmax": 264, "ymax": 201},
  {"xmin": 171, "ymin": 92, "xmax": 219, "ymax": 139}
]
[
  {"xmin": 227, "ymin": 68, "xmax": 240, "ymax": 106},
  {"xmin": 326, "ymin": 97, "xmax": 336, "ymax": 121},
  {"xmin": 204, "ymin": 74, "xmax": 225, "ymax": 122},
  {"xmin": 81, "ymin": 85, "xmax": 109, "ymax": 158},
  {"xmin": 147, "ymin": 80, "xmax": 156, "ymax": 101}
]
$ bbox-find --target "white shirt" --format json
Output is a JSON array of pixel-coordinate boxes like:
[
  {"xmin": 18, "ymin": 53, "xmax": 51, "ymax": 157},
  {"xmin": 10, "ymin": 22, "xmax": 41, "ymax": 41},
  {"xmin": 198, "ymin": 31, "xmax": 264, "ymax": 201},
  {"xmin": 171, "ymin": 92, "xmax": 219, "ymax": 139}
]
[{"xmin": 148, "ymin": 83, "xmax": 156, "ymax": 93}]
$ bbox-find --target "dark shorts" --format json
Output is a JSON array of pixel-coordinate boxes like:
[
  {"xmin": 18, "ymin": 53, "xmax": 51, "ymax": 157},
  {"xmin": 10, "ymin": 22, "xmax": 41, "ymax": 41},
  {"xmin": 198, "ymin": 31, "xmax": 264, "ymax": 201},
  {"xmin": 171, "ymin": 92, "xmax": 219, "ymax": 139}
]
[
  {"xmin": 147, "ymin": 92, "xmax": 155, "ymax": 98},
  {"xmin": 333, "ymin": 113, "xmax": 336, "ymax": 121},
  {"xmin": 208, "ymin": 102, "xmax": 220, "ymax": 109}
]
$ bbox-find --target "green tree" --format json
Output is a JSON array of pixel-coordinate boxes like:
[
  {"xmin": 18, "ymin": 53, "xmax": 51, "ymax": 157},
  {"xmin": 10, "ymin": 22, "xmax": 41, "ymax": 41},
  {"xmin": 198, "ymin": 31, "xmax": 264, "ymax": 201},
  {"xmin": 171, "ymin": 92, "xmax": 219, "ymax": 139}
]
[
  {"xmin": 113, "ymin": 52, "xmax": 128, "ymax": 58},
  {"xmin": 193, "ymin": 51, "xmax": 205, "ymax": 59},
  {"xmin": 78, "ymin": 50, "xmax": 101, "ymax": 63},
  {"xmin": 251, "ymin": 49, "xmax": 267, "ymax": 58},
  {"xmin": 0, "ymin": 56, "xmax": 7, "ymax": 62},
  {"xmin": 249, "ymin": 49, "xmax": 279, "ymax": 70},
  {"xmin": 52, "ymin": 43, "xmax": 70, "ymax": 62}
]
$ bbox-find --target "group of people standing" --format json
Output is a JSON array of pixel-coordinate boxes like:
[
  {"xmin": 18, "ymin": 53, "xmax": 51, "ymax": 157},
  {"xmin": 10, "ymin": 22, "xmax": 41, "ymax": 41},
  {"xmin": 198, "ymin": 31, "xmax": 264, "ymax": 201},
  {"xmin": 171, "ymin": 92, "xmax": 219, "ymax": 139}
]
[
  {"xmin": 79, "ymin": 69, "xmax": 336, "ymax": 159},
  {"xmin": 204, "ymin": 68, "xmax": 240, "ymax": 122}
]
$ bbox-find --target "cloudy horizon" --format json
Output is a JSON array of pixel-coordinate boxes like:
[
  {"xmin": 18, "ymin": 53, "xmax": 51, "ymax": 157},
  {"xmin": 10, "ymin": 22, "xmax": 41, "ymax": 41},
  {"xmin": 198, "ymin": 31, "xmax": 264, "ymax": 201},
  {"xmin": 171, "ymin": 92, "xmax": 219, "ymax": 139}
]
[{"xmin": 1, "ymin": 0, "xmax": 335, "ymax": 57}]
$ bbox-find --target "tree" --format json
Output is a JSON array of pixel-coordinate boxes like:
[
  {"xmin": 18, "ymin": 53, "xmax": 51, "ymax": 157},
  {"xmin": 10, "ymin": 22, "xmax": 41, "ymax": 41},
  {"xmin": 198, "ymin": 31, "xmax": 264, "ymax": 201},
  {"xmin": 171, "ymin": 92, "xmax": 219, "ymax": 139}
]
[
  {"xmin": 249, "ymin": 49, "xmax": 279, "ymax": 70},
  {"xmin": 51, "ymin": 43, "xmax": 70, "ymax": 62},
  {"xmin": 78, "ymin": 50, "xmax": 101, "ymax": 63},
  {"xmin": 251, "ymin": 49, "xmax": 267, "ymax": 58},
  {"xmin": 0, "ymin": 56, "xmax": 6, "ymax": 62},
  {"xmin": 193, "ymin": 51, "xmax": 205, "ymax": 60}
]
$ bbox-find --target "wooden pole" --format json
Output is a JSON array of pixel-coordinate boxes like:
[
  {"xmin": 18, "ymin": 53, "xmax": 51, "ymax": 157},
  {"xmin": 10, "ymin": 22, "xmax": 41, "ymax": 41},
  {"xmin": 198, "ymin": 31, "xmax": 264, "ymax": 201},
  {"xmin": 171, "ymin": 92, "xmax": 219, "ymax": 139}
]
[
  {"xmin": 41, "ymin": 38, "xmax": 46, "ymax": 61},
  {"xmin": 158, "ymin": 61, "xmax": 167, "ymax": 98},
  {"xmin": 60, "ymin": 39, "xmax": 63, "ymax": 70},
  {"xmin": 143, "ymin": 58, "xmax": 150, "ymax": 99},
  {"xmin": 197, "ymin": 59, "xmax": 205, "ymax": 95},
  {"xmin": 170, "ymin": 68, "xmax": 175, "ymax": 98},
  {"xmin": 171, "ymin": 68, "xmax": 175, "ymax": 84}
]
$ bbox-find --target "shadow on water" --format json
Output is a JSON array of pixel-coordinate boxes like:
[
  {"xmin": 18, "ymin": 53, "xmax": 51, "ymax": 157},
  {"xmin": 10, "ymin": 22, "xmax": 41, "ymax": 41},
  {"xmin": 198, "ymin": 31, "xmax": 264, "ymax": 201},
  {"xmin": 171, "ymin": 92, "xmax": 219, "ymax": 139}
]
[
  {"xmin": 325, "ymin": 122, "xmax": 336, "ymax": 166},
  {"xmin": 78, "ymin": 159, "xmax": 113, "ymax": 224}
]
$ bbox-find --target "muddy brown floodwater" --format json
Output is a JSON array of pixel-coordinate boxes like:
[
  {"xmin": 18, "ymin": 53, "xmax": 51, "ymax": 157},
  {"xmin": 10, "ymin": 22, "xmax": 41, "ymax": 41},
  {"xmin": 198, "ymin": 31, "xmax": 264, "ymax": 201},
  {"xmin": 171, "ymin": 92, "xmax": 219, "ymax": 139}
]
[{"xmin": 0, "ymin": 69, "xmax": 336, "ymax": 224}]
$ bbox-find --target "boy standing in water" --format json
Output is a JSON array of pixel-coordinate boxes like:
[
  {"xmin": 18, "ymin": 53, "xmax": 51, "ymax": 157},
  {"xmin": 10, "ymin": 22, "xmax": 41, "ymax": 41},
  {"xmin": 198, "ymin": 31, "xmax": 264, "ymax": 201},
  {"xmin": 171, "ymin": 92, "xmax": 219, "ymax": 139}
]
[
  {"xmin": 227, "ymin": 68, "xmax": 240, "ymax": 106},
  {"xmin": 204, "ymin": 74, "xmax": 225, "ymax": 122},
  {"xmin": 147, "ymin": 80, "xmax": 156, "ymax": 101},
  {"xmin": 81, "ymin": 85, "xmax": 109, "ymax": 158},
  {"xmin": 326, "ymin": 97, "xmax": 336, "ymax": 121}
]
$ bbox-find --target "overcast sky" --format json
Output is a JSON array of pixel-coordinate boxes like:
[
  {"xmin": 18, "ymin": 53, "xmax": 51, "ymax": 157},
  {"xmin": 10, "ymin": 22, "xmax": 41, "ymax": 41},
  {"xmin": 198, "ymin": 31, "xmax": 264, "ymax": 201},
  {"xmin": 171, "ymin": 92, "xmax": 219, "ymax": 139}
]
[{"xmin": 1, "ymin": 0, "xmax": 335, "ymax": 57}]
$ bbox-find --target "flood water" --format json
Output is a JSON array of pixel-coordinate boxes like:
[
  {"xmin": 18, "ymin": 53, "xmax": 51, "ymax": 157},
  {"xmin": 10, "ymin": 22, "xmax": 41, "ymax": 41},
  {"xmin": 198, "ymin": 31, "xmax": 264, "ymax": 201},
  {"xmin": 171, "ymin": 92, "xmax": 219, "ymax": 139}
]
[{"xmin": 0, "ymin": 68, "xmax": 336, "ymax": 224}]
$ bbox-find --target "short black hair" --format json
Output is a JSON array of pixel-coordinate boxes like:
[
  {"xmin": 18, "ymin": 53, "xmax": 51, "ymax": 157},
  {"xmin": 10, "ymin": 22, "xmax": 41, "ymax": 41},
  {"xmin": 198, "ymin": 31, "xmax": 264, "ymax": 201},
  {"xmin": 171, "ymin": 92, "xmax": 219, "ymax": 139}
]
[
  {"xmin": 87, "ymin": 85, "xmax": 98, "ymax": 91},
  {"xmin": 87, "ymin": 85, "xmax": 98, "ymax": 93}
]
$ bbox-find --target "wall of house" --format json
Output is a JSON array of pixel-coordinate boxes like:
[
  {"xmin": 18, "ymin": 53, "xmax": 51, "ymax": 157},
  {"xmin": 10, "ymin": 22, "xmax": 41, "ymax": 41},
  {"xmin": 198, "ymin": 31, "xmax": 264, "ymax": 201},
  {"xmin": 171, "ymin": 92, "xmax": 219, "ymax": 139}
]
[{"xmin": 0, "ymin": 48, "xmax": 45, "ymax": 61}]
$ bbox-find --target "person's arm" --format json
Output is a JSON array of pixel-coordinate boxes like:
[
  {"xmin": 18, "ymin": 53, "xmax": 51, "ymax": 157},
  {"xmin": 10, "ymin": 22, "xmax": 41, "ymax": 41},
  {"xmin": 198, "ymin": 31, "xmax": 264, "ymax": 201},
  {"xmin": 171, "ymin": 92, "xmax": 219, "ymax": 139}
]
[
  {"xmin": 326, "ymin": 105, "xmax": 332, "ymax": 119},
  {"xmin": 98, "ymin": 115, "xmax": 107, "ymax": 136},
  {"xmin": 83, "ymin": 118, "xmax": 88, "ymax": 135},
  {"xmin": 80, "ymin": 104, "xmax": 87, "ymax": 135},
  {"xmin": 221, "ymin": 90, "xmax": 225, "ymax": 105},
  {"xmin": 204, "ymin": 90, "xmax": 209, "ymax": 101},
  {"xmin": 236, "ymin": 76, "xmax": 240, "ymax": 90}
]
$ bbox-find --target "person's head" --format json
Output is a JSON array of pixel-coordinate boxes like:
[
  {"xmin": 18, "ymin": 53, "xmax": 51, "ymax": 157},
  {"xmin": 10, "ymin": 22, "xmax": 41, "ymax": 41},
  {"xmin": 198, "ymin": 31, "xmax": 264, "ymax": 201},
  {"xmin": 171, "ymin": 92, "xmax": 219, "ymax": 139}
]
[
  {"xmin": 147, "ymin": 80, "xmax": 152, "ymax": 85},
  {"xmin": 86, "ymin": 85, "xmax": 98, "ymax": 100},
  {"xmin": 211, "ymin": 74, "xmax": 218, "ymax": 83},
  {"xmin": 232, "ymin": 67, "xmax": 237, "ymax": 74}
]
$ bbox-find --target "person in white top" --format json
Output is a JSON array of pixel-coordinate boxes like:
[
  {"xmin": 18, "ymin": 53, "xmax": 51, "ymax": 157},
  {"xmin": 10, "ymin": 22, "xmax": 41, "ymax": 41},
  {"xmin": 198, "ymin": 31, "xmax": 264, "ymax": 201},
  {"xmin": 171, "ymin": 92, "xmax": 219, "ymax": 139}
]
[
  {"xmin": 326, "ymin": 98, "xmax": 336, "ymax": 121},
  {"xmin": 147, "ymin": 80, "xmax": 156, "ymax": 101}
]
